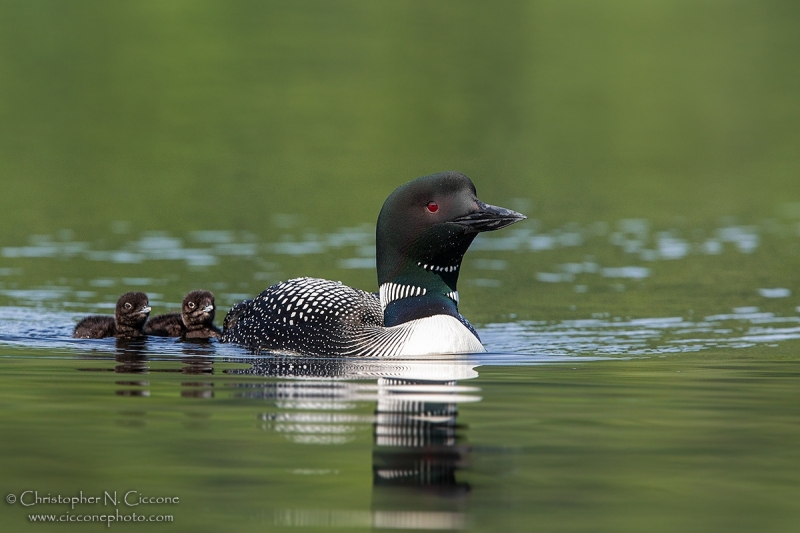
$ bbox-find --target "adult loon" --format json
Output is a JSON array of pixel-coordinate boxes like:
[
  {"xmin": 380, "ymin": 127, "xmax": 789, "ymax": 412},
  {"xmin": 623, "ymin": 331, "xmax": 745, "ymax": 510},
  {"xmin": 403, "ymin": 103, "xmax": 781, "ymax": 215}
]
[
  {"xmin": 73, "ymin": 292, "xmax": 151, "ymax": 339},
  {"xmin": 144, "ymin": 290, "xmax": 222, "ymax": 339},
  {"xmin": 221, "ymin": 171, "xmax": 525, "ymax": 356}
]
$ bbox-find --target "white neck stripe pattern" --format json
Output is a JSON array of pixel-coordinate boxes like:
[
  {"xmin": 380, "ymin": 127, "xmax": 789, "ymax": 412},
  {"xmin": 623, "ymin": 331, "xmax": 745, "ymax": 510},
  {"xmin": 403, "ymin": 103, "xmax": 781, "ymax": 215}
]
[
  {"xmin": 379, "ymin": 283, "xmax": 427, "ymax": 310},
  {"xmin": 378, "ymin": 284, "xmax": 459, "ymax": 310},
  {"xmin": 417, "ymin": 261, "xmax": 459, "ymax": 273}
]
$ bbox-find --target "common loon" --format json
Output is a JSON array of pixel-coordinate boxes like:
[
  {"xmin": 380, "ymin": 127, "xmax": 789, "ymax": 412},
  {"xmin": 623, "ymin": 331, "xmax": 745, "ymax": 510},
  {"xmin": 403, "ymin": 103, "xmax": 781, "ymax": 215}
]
[
  {"xmin": 144, "ymin": 290, "xmax": 222, "ymax": 339},
  {"xmin": 73, "ymin": 292, "xmax": 151, "ymax": 339},
  {"xmin": 221, "ymin": 171, "xmax": 526, "ymax": 356}
]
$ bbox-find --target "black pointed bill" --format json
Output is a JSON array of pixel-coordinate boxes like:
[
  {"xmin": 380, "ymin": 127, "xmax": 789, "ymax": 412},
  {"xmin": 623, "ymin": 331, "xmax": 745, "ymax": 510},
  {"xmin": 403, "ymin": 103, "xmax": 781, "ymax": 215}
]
[{"xmin": 452, "ymin": 201, "xmax": 527, "ymax": 233}]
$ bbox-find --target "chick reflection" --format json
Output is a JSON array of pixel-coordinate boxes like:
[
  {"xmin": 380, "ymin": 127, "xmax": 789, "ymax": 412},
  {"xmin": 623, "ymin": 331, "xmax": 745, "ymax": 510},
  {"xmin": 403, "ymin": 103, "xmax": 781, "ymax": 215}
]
[
  {"xmin": 113, "ymin": 339, "xmax": 149, "ymax": 396},
  {"xmin": 114, "ymin": 342, "xmax": 216, "ymax": 416},
  {"xmin": 228, "ymin": 357, "xmax": 479, "ymax": 528},
  {"xmin": 179, "ymin": 347, "xmax": 215, "ymax": 376},
  {"xmin": 170, "ymin": 344, "xmax": 216, "ymax": 397},
  {"xmin": 113, "ymin": 338, "xmax": 149, "ymax": 374},
  {"xmin": 178, "ymin": 354, "xmax": 215, "ymax": 398}
]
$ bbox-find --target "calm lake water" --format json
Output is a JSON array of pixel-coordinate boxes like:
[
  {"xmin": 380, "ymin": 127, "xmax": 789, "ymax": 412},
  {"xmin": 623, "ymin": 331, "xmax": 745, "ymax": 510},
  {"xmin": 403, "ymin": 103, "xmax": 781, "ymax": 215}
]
[{"xmin": 2, "ymin": 2, "xmax": 800, "ymax": 532}]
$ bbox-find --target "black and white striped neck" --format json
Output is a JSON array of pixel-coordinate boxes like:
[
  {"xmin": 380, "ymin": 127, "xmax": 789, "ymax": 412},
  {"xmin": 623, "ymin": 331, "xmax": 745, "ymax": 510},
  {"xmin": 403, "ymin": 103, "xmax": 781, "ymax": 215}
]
[
  {"xmin": 379, "ymin": 281, "xmax": 459, "ymax": 311},
  {"xmin": 379, "ymin": 282, "xmax": 425, "ymax": 310},
  {"xmin": 417, "ymin": 261, "xmax": 460, "ymax": 274}
]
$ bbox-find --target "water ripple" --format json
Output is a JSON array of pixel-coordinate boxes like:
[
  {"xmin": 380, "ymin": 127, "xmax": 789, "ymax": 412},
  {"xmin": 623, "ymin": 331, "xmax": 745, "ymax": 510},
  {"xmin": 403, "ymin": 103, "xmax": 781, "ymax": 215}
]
[
  {"xmin": 1, "ymin": 305, "xmax": 798, "ymax": 363},
  {"xmin": 481, "ymin": 309, "xmax": 800, "ymax": 356}
]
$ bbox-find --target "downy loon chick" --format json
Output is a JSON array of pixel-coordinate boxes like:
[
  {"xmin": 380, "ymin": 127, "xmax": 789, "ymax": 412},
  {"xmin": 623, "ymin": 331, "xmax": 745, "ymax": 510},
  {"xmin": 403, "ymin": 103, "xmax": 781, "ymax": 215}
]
[
  {"xmin": 73, "ymin": 292, "xmax": 151, "ymax": 339},
  {"xmin": 144, "ymin": 290, "xmax": 221, "ymax": 339},
  {"xmin": 221, "ymin": 171, "xmax": 526, "ymax": 356}
]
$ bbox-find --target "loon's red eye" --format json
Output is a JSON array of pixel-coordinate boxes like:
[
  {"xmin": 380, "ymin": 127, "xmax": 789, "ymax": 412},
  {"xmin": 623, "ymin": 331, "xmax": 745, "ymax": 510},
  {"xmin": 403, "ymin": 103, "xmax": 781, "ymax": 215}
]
[{"xmin": 426, "ymin": 202, "xmax": 439, "ymax": 213}]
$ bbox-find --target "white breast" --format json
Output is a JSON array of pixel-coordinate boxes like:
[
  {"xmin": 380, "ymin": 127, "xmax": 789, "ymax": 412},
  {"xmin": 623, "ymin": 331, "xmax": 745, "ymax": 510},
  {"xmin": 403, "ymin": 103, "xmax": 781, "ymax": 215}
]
[{"xmin": 392, "ymin": 315, "xmax": 485, "ymax": 356}]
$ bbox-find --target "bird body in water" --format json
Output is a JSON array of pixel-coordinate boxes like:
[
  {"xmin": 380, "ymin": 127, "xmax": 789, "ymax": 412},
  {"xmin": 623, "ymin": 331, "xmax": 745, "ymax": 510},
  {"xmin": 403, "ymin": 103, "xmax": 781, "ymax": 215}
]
[
  {"xmin": 73, "ymin": 292, "xmax": 151, "ymax": 339},
  {"xmin": 145, "ymin": 290, "xmax": 221, "ymax": 339},
  {"xmin": 222, "ymin": 171, "xmax": 526, "ymax": 356}
]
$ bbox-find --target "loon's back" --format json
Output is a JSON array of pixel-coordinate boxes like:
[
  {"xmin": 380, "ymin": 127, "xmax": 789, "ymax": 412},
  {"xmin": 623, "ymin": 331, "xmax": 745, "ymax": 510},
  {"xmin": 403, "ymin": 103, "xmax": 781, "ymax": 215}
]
[{"xmin": 221, "ymin": 277, "xmax": 485, "ymax": 356}]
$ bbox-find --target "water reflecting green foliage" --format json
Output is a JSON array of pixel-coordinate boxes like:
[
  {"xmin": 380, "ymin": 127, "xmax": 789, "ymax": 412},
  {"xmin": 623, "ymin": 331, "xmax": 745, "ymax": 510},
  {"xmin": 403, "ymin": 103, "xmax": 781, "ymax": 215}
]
[{"xmin": 2, "ymin": 1, "xmax": 800, "ymax": 532}]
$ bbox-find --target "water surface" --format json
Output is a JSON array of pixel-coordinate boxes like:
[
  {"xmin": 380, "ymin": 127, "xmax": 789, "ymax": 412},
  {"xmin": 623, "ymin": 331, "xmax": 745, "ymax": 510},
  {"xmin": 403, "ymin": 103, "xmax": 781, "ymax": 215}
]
[{"xmin": 2, "ymin": 215, "xmax": 800, "ymax": 532}]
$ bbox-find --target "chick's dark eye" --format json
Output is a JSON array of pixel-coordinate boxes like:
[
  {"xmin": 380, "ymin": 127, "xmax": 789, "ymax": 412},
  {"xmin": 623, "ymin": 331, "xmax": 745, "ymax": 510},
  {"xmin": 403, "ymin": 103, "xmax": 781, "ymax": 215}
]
[
  {"xmin": 426, "ymin": 201, "xmax": 439, "ymax": 213},
  {"xmin": 188, "ymin": 302, "xmax": 195, "ymax": 309},
  {"xmin": 124, "ymin": 303, "xmax": 132, "ymax": 310}
]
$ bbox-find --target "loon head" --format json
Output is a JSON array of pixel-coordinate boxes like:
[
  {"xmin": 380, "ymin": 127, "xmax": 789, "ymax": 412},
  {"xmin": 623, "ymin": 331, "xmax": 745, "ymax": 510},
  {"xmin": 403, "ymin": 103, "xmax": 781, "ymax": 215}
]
[
  {"xmin": 376, "ymin": 171, "xmax": 526, "ymax": 325},
  {"xmin": 181, "ymin": 290, "xmax": 216, "ymax": 329},
  {"xmin": 115, "ymin": 291, "xmax": 151, "ymax": 330}
]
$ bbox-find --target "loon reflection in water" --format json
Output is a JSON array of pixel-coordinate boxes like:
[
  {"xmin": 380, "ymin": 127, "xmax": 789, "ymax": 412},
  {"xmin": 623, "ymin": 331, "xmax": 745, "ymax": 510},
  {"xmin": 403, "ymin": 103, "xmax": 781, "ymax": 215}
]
[
  {"xmin": 229, "ymin": 357, "xmax": 479, "ymax": 527},
  {"xmin": 78, "ymin": 350, "xmax": 481, "ymax": 527}
]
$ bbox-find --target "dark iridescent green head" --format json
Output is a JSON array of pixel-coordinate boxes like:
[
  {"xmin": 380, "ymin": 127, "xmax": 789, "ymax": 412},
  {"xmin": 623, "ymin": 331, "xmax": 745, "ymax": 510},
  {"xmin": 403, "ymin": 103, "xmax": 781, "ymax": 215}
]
[{"xmin": 376, "ymin": 171, "xmax": 526, "ymax": 290}]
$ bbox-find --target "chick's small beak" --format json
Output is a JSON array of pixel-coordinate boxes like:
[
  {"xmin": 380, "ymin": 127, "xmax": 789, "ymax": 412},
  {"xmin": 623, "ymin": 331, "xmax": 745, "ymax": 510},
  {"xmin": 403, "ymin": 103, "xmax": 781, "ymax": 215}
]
[
  {"xmin": 202, "ymin": 304, "xmax": 214, "ymax": 313},
  {"xmin": 140, "ymin": 306, "xmax": 151, "ymax": 315}
]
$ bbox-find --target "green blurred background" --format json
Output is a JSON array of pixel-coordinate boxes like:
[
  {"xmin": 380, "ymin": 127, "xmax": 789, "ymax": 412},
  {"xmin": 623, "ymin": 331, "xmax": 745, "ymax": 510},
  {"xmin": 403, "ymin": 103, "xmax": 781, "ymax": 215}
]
[{"xmin": 2, "ymin": 0, "xmax": 799, "ymax": 241}]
